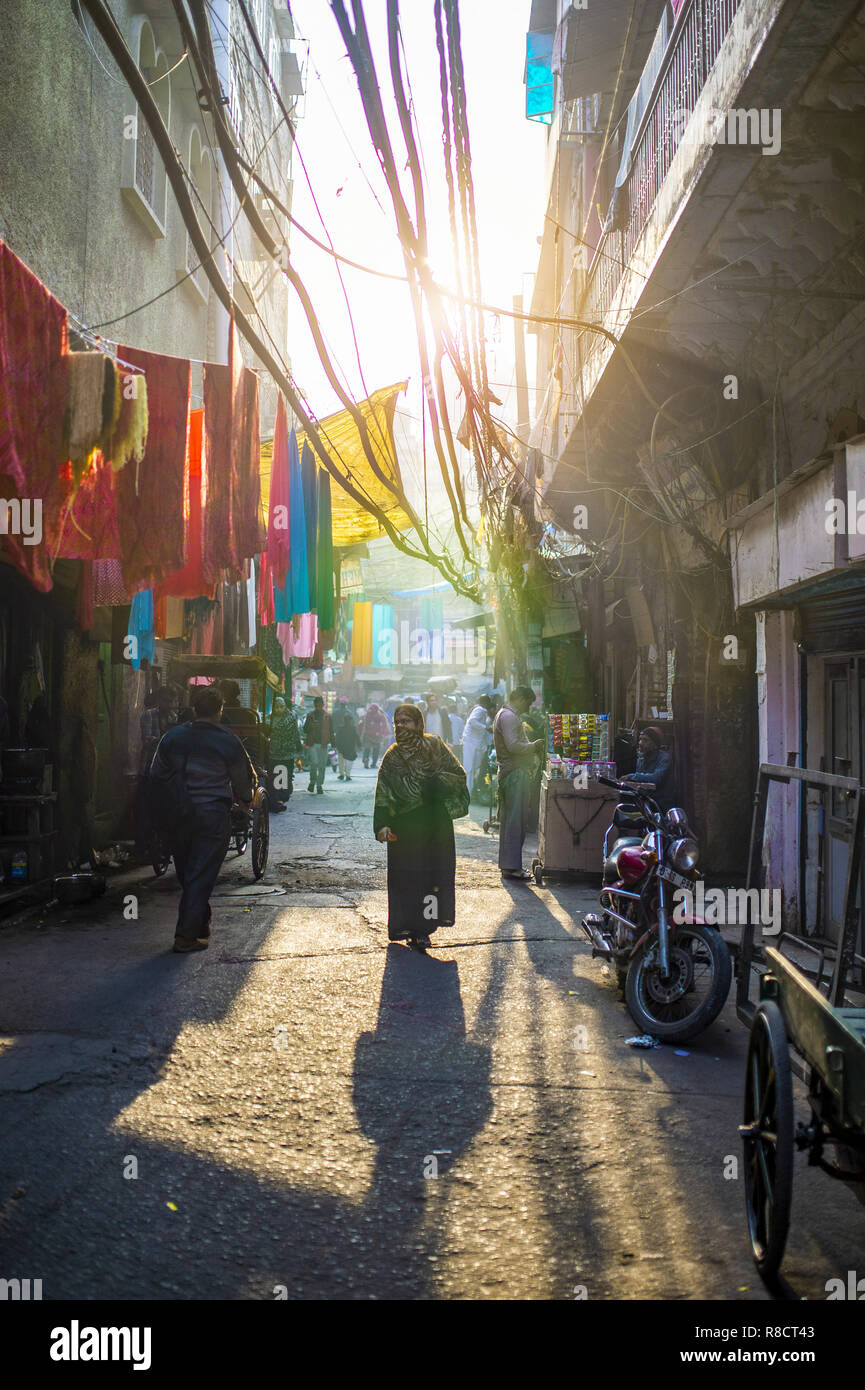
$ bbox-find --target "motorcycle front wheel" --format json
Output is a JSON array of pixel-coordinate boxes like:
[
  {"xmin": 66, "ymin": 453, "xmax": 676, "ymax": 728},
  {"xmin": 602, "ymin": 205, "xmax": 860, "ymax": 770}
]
[{"xmin": 625, "ymin": 921, "xmax": 732, "ymax": 1043}]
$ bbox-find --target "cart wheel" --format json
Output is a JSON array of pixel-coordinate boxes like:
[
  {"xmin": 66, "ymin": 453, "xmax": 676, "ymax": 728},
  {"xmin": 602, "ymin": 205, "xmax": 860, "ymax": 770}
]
[
  {"xmin": 740, "ymin": 1000, "xmax": 794, "ymax": 1278},
  {"xmin": 251, "ymin": 791, "xmax": 269, "ymax": 879},
  {"xmin": 531, "ymin": 857, "xmax": 544, "ymax": 885}
]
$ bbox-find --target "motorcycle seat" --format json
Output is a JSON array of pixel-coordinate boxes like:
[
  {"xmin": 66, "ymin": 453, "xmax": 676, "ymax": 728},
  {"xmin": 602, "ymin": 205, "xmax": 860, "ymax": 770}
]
[{"xmin": 603, "ymin": 836, "xmax": 644, "ymax": 884}]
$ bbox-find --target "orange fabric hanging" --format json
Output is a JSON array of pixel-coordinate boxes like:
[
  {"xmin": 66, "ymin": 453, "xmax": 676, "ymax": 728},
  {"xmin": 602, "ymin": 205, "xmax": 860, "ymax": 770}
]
[{"xmin": 155, "ymin": 409, "xmax": 215, "ymax": 601}]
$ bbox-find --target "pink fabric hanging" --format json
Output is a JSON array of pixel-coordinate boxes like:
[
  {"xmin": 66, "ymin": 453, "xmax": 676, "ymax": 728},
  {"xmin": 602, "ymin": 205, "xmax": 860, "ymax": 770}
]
[
  {"xmin": 258, "ymin": 394, "xmax": 292, "ymax": 622},
  {"xmin": 277, "ymin": 612, "xmax": 318, "ymax": 662}
]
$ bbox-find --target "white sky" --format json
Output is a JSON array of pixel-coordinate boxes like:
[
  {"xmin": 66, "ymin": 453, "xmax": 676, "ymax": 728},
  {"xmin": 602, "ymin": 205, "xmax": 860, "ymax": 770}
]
[{"xmin": 283, "ymin": 0, "xmax": 547, "ymax": 508}]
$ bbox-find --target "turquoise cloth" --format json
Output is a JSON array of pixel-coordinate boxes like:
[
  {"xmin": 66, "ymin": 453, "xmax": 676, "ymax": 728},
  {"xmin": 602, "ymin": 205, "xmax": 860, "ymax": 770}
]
[
  {"xmin": 301, "ymin": 442, "xmax": 318, "ymax": 611},
  {"xmin": 288, "ymin": 428, "xmax": 310, "ymax": 617},
  {"xmin": 128, "ymin": 589, "xmax": 154, "ymax": 670},
  {"xmin": 372, "ymin": 603, "xmax": 395, "ymax": 667}
]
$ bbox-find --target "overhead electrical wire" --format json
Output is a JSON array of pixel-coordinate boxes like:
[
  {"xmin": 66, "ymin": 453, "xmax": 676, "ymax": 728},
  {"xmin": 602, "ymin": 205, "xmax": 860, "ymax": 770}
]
[{"xmin": 79, "ymin": 0, "xmax": 483, "ymax": 601}]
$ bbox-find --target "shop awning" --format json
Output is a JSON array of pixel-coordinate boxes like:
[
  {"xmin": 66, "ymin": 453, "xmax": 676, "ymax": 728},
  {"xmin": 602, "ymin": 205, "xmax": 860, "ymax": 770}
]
[{"xmin": 259, "ymin": 382, "xmax": 414, "ymax": 547}]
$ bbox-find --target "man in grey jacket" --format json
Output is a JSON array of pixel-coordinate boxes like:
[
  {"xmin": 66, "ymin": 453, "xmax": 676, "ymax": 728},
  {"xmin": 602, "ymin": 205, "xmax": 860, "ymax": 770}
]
[
  {"xmin": 493, "ymin": 686, "xmax": 544, "ymax": 882},
  {"xmin": 150, "ymin": 686, "xmax": 257, "ymax": 952}
]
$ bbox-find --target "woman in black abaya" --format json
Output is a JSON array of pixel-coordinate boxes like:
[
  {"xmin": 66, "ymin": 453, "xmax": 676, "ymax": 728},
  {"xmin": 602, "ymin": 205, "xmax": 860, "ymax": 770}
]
[{"xmin": 374, "ymin": 704, "xmax": 469, "ymax": 951}]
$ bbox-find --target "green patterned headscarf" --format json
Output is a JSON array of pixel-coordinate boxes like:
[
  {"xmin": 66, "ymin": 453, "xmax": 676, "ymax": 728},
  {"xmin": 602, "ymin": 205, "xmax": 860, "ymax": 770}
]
[{"xmin": 374, "ymin": 705, "xmax": 469, "ymax": 831}]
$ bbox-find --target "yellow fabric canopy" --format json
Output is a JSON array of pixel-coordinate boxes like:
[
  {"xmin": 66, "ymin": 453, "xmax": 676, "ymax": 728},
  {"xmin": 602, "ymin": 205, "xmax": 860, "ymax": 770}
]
[{"xmin": 259, "ymin": 381, "xmax": 413, "ymax": 546}]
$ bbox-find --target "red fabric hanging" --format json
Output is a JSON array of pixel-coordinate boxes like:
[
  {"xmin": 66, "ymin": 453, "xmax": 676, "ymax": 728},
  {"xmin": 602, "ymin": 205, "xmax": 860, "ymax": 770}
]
[
  {"xmin": 0, "ymin": 239, "xmax": 69, "ymax": 591},
  {"xmin": 202, "ymin": 327, "xmax": 265, "ymax": 586},
  {"xmin": 202, "ymin": 360, "xmax": 236, "ymax": 583},
  {"xmin": 116, "ymin": 344, "xmax": 190, "ymax": 590},
  {"xmin": 154, "ymin": 409, "xmax": 215, "ymax": 600},
  {"xmin": 54, "ymin": 453, "xmax": 120, "ymax": 560}
]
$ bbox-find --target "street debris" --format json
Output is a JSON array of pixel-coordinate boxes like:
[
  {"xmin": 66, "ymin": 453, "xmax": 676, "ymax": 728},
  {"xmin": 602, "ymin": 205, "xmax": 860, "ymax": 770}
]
[{"xmin": 626, "ymin": 1035, "xmax": 661, "ymax": 1049}]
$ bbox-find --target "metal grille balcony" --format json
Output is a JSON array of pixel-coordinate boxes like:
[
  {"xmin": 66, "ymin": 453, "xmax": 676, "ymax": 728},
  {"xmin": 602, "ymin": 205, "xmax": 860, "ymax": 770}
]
[{"xmin": 584, "ymin": 0, "xmax": 742, "ymax": 326}]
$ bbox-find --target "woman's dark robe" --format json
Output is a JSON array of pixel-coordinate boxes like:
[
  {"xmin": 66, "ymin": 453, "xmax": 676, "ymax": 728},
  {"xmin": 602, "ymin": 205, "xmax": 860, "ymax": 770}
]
[{"xmin": 374, "ymin": 735, "xmax": 468, "ymax": 940}]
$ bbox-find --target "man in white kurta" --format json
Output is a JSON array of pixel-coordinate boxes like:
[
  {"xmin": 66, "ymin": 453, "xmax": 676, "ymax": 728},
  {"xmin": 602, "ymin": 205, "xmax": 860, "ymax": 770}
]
[{"xmin": 461, "ymin": 695, "xmax": 493, "ymax": 798}]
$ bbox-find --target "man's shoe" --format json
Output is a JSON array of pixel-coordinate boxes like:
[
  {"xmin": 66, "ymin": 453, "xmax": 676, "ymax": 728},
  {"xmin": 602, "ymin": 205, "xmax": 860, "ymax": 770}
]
[
  {"xmin": 307, "ymin": 785, "xmax": 315, "ymax": 793},
  {"xmin": 316, "ymin": 787, "xmax": 324, "ymax": 794},
  {"xmin": 173, "ymin": 936, "xmax": 209, "ymax": 953},
  {"xmin": 501, "ymin": 870, "xmax": 532, "ymax": 882}
]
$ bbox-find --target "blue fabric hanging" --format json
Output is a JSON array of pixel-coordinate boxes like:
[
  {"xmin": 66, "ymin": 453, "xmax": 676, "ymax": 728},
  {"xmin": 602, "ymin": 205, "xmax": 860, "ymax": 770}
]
[
  {"xmin": 272, "ymin": 577, "xmax": 292, "ymax": 624},
  {"xmin": 372, "ymin": 603, "xmax": 395, "ymax": 667},
  {"xmin": 128, "ymin": 589, "xmax": 154, "ymax": 671},
  {"xmin": 288, "ymin": 428, "xmax": 310, "ymax": 616}
]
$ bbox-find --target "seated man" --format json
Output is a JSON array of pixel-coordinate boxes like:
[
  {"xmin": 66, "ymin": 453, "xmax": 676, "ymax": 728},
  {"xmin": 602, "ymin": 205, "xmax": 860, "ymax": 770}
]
[
  {"xmin": 621, "ymin": 726, "xmax": 674, "ymax": 811},
  {"xmin": 219, "ymin": 679, "xmax": 258, "ymax": 731}
]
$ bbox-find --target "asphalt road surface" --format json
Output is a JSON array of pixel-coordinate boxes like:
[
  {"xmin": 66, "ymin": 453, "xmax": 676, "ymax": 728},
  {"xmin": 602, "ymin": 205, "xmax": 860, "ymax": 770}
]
[{"xmin": 0, "ymin": 763, "xmax": 863, "ymax": 1300}]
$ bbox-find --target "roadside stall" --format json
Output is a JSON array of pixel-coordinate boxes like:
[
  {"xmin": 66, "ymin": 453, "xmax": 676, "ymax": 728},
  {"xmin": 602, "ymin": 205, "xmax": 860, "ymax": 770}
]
[{"xmin": 531, "ymin": 711, "xmax": 619, "ymax": 884}]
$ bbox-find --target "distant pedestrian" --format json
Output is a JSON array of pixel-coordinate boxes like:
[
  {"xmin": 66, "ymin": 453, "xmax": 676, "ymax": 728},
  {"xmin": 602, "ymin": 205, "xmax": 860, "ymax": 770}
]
[
  {"xmin": 334, "ymin": 709, "xmax": 359, "ymax": 780},
  {"xmin": 374, "ymin": 703, "xmax": 469, "ymax": 951},
  {"xmin": 423, "ymin": 691, "xmax": 452, "ymax": 743},
  {"xmin": 462, "ymin": 694, "xmax": 493, "ymax": 799},
  {"xmin": 361, "ymin": 701, "xmax": 390, "ymax": 768},
  {"xmin": 446, "ymin": 699, "xmax": 464, "ymax": 757},
  {"xmin": 269, "ymin": 696, "xmax": 301, "ymax": 808},
  {"xmin": 493, "ymin": 686, "xmax": 544, "ymax": 883},
  {"xmin": 149, "ymin": 686, "xmax": 256, "ymax": 952},
  {"xmin": 303, "ymin": 696, "xmax": 331, "ymax": 794}
]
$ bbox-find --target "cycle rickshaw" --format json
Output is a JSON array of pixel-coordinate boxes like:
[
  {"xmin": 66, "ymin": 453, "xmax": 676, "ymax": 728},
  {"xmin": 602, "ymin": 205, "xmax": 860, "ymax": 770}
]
[
  {"xmin": 149, "ymin": 654, "xmax": 279, "ymax": 882},
  {"xmin": 737, "ymin": 761, "xmax": 865, "ymax": 1278}
]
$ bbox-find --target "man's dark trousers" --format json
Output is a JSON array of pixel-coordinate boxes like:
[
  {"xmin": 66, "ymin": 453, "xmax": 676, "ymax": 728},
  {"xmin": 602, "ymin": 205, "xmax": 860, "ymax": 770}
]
[{"xmin": 171, "ymin": 801, "xmax": 231, "ymax": 940}]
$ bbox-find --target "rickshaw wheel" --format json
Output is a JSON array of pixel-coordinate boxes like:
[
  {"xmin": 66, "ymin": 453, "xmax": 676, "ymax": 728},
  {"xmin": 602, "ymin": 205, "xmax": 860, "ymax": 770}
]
[
  {"xmin": 740, "ymin": 1000, "xmax": 794, "ymax": 1277},
  {"xmin": 251, "ymin": 791, "xmax": 269, "ymax": 879}
]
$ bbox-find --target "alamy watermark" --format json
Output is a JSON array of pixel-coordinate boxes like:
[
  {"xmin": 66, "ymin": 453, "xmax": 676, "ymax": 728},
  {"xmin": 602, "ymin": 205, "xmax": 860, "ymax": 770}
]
[
  {"xmin": 372, "ymin": 621, "xmax": 486, "ymax": 671},
  {"xmin": 672, "ymin": 884, "xmax": 781, "ymax": 934},
  {"xmin": 0, "ymin": 498, "xmax": 42, "ymax": 546},
  {"xmin": 673, "ymin": 105, "xmax": 781, "ymax": 157}
]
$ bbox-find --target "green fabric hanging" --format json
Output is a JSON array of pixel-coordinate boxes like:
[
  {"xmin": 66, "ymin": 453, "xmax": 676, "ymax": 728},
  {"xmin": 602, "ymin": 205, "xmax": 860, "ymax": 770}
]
[{"xmin": 316, "ymin": 469, "xmax": 335, "ymax": 630}]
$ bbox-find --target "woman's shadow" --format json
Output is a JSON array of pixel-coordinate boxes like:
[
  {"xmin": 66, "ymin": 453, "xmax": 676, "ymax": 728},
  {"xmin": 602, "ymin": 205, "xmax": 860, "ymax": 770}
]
[{"xmin": 353, "ymin": 944, "xmax": 493, "ymax": 1251}]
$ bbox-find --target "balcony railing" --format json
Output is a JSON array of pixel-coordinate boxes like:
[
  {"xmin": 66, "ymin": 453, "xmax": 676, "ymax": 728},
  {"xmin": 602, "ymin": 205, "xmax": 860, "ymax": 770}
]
[{"xmin": 583, "ymin": 0, "xmax": 743, "ymax": 327}]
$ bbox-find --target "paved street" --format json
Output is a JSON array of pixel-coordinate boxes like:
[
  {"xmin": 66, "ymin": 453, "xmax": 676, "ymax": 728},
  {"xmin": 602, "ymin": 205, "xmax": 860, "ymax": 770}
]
[{"xmin": 0, "ymin": 765, "xmax": 863, "ymax": 1302}]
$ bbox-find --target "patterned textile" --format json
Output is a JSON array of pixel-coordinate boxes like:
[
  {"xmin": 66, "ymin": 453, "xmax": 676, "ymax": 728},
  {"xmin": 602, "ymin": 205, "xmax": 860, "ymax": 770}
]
[
  {"xmin": 373, "ymin": 707, "xmax": 469, "ymax": 830},
  {"xmin": 116, "ymin": 344, "xmax": 190, "ymax": 590},
  {"xmin": 0, "ymin": 239, "xmax": 69, "ymax": 591},
  {"xmin": 93, "ymin": 557, "xmax": 130, "ymax": 606}
]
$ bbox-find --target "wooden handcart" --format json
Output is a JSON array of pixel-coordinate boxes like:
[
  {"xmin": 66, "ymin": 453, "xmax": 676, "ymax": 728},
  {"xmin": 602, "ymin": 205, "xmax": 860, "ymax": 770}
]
[{"xmin": 737, "ymin": 762, "xmax": 865, "ymax": 1276}]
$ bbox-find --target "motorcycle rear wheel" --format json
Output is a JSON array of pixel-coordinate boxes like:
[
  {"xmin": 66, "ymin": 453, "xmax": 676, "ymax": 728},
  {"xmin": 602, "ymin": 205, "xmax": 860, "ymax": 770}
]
[{"xmin": 625, "ymin": 922, "xmax": 732, "ymax": 1043}]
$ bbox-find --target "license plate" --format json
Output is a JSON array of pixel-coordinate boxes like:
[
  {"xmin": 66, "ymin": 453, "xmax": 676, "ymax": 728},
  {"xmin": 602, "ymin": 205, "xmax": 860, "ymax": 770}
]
[{"xmin": 658, "ymin": 865, "xmax": 692, "ymax": 892}]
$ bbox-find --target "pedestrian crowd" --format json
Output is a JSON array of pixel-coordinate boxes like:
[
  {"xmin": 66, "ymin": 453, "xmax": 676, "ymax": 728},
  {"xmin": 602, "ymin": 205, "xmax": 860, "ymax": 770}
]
[{"xmin": 140, "ymin": 680, "xmax": 551, "ymax": 956}]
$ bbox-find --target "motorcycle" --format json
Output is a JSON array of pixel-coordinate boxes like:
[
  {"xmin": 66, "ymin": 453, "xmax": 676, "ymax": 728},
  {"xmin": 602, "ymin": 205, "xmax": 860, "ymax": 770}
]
[{"xmin": 580, "ymin": 775, "xmax": 732, "ymax": 1043}]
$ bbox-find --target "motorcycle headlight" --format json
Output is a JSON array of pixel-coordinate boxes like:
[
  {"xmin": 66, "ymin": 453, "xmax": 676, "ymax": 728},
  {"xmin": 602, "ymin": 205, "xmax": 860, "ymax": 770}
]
[{"xmin": 670, "ymin": 837, "xmax": 699, "ymax": 872}]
